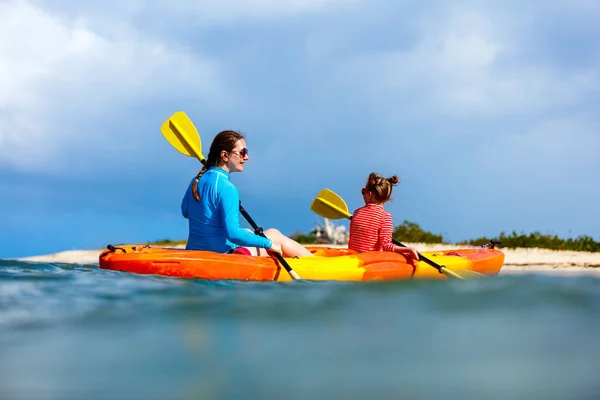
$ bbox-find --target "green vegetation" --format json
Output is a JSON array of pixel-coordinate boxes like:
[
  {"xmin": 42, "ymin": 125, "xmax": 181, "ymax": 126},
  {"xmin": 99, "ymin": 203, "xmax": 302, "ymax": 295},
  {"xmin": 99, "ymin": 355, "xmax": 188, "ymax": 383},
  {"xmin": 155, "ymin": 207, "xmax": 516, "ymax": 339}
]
[
  {"xmin": 393, "ymin": 220, "xmax": 445, "ymax": 244},
  {"xmin": 290, "ymin": 230, "xmax": 319, "ymax": 245},
  {"xmin": 393, "ymin": 221, "xmax": 600, "ymax": 252},
  {"xmin": 458, "ymin": 231, "xmax": 600, "ymax": 252},
  {"xmin": 145, "ymin": 222, "xmax": 600, "ymax": 253},
  {"xmin": 290, "ymin": 220, "xmax": 600, "ymax": 252},
  {"xmin": 392, "ymin": 220, "xmax": 600, "ymax": 252},
  {"xmin": 147, "ymin": 238, "xmax": 187, "ymax": 246}
]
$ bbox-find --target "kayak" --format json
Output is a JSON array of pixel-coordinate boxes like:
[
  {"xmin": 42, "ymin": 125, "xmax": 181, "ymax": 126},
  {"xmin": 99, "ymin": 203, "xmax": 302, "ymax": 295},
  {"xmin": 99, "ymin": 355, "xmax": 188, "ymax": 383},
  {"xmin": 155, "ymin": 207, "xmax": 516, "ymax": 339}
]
[{"xmin": 98, "ymin": 245, "xmax": 504, "ymax": 281}]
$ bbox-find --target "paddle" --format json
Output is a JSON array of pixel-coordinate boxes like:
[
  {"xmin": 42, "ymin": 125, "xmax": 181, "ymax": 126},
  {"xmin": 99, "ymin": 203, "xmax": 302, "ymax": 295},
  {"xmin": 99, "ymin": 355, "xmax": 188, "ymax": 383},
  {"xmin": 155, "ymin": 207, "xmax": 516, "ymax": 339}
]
[
  {"xmin": 310, "ymin": 188, "xmax": 482, "ymax": 280},
  {"xmin": 160, "ymin": 111, "xmax": 301, "ymax": 280}
]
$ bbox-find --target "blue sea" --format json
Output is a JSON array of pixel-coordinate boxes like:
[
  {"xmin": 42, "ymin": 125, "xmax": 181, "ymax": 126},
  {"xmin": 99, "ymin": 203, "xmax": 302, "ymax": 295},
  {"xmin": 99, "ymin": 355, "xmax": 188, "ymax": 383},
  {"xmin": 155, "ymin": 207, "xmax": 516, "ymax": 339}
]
[{"xmin": 1, "ymin": 260, "xmax": 599, "ymax": 400}]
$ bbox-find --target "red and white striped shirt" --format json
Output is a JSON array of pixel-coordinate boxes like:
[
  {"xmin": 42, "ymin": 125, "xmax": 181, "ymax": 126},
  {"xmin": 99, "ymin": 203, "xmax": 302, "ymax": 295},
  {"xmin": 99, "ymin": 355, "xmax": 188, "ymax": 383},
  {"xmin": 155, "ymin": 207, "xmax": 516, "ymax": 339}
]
[{"xmin": 348, "ymin": 204, "xmax": 396, "ymax": 252}]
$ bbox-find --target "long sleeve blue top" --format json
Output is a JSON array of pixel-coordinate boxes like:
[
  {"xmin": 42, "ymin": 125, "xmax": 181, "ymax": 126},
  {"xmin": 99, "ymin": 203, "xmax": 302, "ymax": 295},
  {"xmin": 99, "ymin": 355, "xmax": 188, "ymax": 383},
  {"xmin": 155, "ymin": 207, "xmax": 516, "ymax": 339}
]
[{"xmin": 181, "ymin": 167, "xmax": 272, "ymax": 253}]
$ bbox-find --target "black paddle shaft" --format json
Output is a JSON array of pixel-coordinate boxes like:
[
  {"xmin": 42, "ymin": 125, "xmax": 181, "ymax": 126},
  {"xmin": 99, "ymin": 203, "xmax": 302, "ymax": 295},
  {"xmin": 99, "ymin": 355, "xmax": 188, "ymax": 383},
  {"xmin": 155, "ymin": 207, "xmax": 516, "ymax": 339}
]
[
  {"xmin": 391, "ymin": 238, "xmax": 447, "ymax": 274},
  {"xmin": 238, "ymin": 202, "xmax": 296, "ymax": 276}
]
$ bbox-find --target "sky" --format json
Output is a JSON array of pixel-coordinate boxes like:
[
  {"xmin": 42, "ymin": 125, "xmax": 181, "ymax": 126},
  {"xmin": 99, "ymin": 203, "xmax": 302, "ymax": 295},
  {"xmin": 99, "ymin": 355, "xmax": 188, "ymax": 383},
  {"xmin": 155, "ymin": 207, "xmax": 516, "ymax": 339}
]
[{"xmin": 1, "ymin": 0, "xmax": 599, "ymax": 258}]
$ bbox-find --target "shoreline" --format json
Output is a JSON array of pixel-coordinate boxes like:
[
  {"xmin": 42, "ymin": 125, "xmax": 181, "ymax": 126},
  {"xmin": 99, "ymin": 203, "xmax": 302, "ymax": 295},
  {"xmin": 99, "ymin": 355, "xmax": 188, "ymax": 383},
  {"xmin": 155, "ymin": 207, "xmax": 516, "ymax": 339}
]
[{"xmin": 11, "ymin": 243, "xmax": 600, "ymax": 277}]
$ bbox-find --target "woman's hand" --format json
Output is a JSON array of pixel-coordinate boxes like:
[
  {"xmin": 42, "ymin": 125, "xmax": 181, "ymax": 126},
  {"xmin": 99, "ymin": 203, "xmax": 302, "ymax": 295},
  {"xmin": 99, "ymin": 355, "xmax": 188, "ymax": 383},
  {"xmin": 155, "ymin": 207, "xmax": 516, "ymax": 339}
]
[{"xmin": 269, "ymin": 243, "xmax": 283, "ymax": 255}]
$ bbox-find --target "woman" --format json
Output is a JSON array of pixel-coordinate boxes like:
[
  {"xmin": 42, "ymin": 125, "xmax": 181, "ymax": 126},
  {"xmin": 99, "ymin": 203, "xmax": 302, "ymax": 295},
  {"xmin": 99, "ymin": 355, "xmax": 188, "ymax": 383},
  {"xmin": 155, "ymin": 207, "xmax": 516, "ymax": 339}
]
[
  {"xmin": 347, "ymin": 172, "xmax": 419, "ymax": 261},
  {"xmin": 181, "ymin": 130, "xmax": 312, "ymax": 258}
]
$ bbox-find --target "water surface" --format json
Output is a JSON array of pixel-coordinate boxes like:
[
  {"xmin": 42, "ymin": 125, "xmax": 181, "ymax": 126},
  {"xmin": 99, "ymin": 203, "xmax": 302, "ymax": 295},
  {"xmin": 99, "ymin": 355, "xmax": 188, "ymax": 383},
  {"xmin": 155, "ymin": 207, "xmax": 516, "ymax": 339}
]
[{"xmin": 1, "ymin": 260, "xmax": 599, "ymax": 399}]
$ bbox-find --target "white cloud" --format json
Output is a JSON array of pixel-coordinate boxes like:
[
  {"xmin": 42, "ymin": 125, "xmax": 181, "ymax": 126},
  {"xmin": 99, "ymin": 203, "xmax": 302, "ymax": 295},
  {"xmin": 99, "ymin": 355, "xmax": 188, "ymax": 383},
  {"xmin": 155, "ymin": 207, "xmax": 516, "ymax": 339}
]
[
  {"xmin": 1, "ymin": 0, "xmax": 598, "ymax": 179},
  {"xmin": 330, "ymin": 10, "xmax": 599, "ymax": 119},
  {"xmin": 0, "ymin": 0, "xmax": 223, "ymax": 172},
  {"xmin": 27, "ymin": 0, "xmax": 358, "ymax": 31},
  {"xmin": 169, "ymin": 0, "xmax": 357, "ymax": 20}
]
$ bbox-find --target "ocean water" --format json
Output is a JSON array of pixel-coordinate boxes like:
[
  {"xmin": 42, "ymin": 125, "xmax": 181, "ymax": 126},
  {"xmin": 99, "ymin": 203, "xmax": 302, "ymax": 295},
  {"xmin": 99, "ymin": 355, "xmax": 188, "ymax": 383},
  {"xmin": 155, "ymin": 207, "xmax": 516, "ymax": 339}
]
[{"xmin": 1, "ymin": 260, "xmax": 599, "ymax": 400}]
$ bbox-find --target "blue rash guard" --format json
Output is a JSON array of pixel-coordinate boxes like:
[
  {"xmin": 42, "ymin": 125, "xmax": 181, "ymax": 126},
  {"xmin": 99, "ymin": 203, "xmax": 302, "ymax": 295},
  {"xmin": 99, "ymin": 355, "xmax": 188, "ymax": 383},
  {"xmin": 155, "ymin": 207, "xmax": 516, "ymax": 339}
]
[{"xmin": 181, "ymin": 167, "xmax": 272, "ymax": 253}]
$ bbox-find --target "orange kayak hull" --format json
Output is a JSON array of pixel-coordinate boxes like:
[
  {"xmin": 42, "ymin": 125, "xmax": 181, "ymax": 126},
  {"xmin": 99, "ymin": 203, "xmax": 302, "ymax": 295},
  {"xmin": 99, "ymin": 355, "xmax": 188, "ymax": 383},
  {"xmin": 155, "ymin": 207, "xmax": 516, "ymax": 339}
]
[{"xmin": 98, "ymin": 245, "xmax": 504, "ymax": 281}]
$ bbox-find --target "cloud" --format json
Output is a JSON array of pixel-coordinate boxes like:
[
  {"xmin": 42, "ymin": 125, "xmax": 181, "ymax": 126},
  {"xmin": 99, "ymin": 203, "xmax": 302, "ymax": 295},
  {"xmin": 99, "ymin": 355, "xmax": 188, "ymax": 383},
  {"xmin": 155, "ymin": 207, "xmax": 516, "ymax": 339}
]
[
  {"xmin": 26, "ymin": 0, "xmax": 359, "ymax": 37},
  {"xmin": 0, "ymin": 0, "xmax": 223, "ymax": 173},
  {"xmin": 166, "ymin": 0, "xmax": 358, "ymax": 21},
  {"xmin": 327, "ymin": 9, "xmax": 599, "ymax": 122}
]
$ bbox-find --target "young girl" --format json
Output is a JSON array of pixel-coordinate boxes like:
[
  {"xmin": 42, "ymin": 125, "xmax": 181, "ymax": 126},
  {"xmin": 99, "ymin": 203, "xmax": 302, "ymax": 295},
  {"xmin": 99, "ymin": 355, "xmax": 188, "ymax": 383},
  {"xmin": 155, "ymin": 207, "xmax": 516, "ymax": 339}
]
[{"xmin": 348, "ymin": 172, "xmax": 419, "ymax": 261}]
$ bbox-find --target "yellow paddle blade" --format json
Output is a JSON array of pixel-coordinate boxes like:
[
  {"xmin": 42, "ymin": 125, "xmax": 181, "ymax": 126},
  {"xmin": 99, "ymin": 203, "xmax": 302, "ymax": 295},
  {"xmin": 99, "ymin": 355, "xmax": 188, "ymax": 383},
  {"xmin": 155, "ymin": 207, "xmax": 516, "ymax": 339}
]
[
  {"xmin": 160, "ymin": 111, "xmax": 204, "ymax": 162},
  {"xmin": 310, "ymin": 189, "xmax": 353, "ymax": 220}
]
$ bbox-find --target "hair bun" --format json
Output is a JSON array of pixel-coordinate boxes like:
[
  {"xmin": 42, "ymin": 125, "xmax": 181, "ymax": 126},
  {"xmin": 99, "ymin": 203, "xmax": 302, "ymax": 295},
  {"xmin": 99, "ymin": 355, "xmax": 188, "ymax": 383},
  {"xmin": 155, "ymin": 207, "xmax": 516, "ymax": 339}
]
[{"xmin": 387, "ymin": 175, "xmax": 399, "ymax": 185}]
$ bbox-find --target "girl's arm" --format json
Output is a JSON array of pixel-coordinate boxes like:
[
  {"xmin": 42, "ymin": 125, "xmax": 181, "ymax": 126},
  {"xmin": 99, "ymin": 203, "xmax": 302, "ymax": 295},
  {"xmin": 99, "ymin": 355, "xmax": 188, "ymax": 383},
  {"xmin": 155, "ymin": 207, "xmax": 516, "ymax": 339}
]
[
  {"xmin": 379, "ymin": 213, "xmax": 397, "ymax": 252},
  {"xmin": 381, "ymin": 213, "xmax": 419, "ymax": 260},
  {"xmin": 393, "ymin": 246, "xmax": 420, "ymax": 261}
]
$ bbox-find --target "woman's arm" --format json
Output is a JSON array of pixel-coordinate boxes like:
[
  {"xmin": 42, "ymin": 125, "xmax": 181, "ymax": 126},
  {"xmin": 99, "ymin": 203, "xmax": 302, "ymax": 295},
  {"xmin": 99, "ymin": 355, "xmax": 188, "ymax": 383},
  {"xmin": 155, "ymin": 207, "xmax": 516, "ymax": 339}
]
[{"xmin": 220, "ymin": 185, "xmax": 272, "ymax": 249}]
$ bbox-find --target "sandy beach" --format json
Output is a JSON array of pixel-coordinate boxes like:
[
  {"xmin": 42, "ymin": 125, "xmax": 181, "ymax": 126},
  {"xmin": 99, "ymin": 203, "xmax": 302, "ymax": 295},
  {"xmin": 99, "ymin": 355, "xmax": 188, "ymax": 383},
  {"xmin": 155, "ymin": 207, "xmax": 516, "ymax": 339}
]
[{"xmin": 14, "ymin": 243, "xmax": 600, "ymax": 277}]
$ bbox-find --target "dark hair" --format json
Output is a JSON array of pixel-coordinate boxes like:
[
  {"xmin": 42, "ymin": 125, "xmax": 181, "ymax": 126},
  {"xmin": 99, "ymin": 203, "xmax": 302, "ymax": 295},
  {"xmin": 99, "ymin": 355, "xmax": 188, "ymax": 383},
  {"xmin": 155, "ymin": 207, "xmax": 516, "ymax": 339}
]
[
  {"xmin": 365, "ymin": 172, "xmax": 400, "ymax": 203},
  {"xmin": 192, "ymin": 130, "xmax": 245, "ymax": 201}
]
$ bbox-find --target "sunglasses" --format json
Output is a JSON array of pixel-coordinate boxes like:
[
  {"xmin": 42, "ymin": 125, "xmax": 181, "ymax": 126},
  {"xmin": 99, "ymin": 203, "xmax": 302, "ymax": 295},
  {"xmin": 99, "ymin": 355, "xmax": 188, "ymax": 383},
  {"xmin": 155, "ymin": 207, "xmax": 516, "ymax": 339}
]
[
  {"xmin": 361, "ymin": 188, "xmax": 368, "ymax": 195},
  {"xmin": 230, "ymin": 148, "xmax": 249, "ymax": 158}
]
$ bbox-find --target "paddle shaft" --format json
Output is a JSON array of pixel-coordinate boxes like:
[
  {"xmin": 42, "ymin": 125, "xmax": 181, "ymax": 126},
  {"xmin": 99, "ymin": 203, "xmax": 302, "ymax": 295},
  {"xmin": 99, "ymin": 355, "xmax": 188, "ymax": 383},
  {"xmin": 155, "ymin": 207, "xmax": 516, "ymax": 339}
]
[
  {"xmin": 390, "ymin": 238, "xmax": 463, "ymax": 278},
  {"xmin": 238, "ymin": 202, "xmax": 301, "ymax": 280}
]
